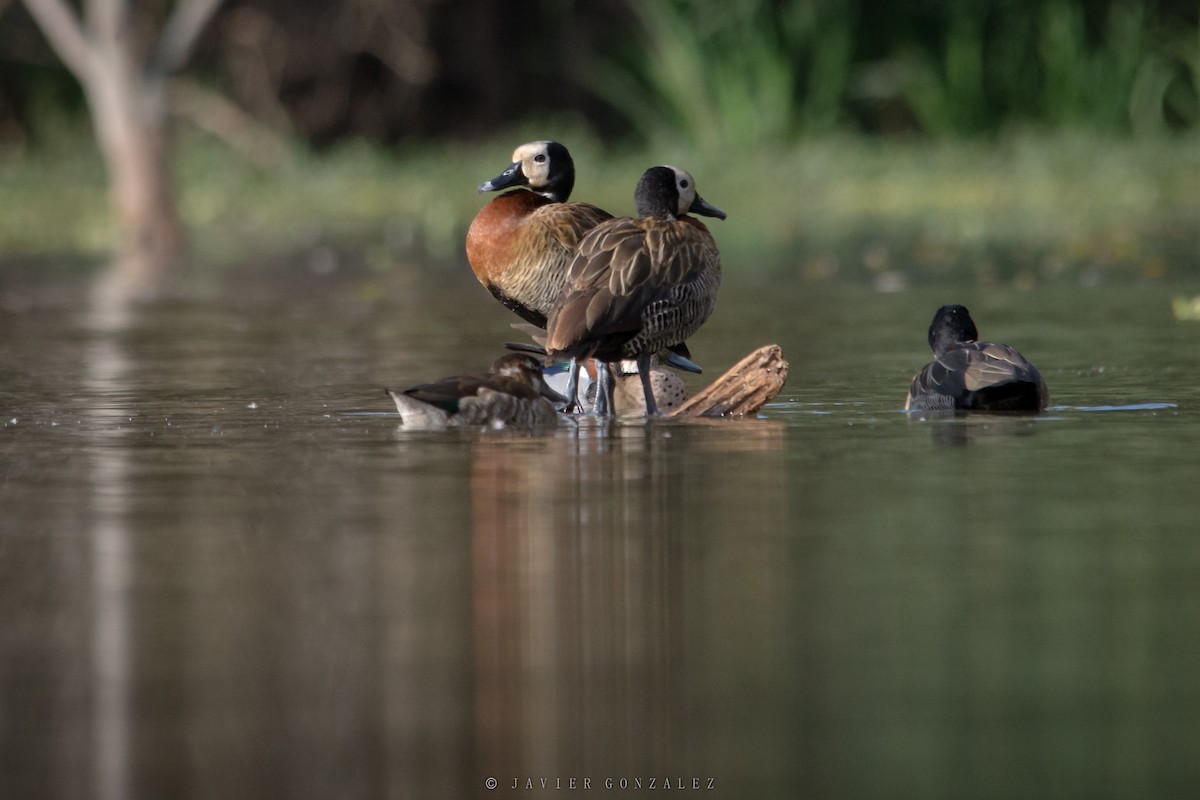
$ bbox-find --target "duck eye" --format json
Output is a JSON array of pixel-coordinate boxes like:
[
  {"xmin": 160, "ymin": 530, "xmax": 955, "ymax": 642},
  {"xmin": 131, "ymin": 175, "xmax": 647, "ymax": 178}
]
[
  {"xmin": 680, "ymin": 179, "xmax": 690, "ymax": 189},
  {"xmin": 534, "ymin": 154, "xmax": 547, "ymax": 163}
]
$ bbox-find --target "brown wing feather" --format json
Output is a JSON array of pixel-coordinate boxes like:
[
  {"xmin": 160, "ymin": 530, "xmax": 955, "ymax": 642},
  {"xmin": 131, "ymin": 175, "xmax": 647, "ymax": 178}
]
[
  {"xmin": 537, "ymin": 202, "xmax": 612, "ymax": 246},
  {"xmin": 403, "ymin": 373, "xmax": 540, "ymax": 413},
  {"xmin": 575, "ymin": 218, "xmax": 714, "ymax": 293},
  {"xmin": 961, "ymin": 342, "xmax": 1033, "ymax": 390},
  {"xmin": 546, "ymin": 216, "xmax": 720, "ymax": 360},
  {"xmin": 520, "ymin": 203, "xmax": 613, "ymax": 273},
  {"xmin": 566, "ymin": 217, "xmax": 646, "ymax": 287}
]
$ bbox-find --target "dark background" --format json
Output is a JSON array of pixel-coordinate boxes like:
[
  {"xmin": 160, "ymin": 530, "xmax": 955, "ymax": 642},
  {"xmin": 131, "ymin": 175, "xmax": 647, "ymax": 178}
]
[{"xmin": 2, "ymin": 0, "xmax": 1196, "ymax": 149}]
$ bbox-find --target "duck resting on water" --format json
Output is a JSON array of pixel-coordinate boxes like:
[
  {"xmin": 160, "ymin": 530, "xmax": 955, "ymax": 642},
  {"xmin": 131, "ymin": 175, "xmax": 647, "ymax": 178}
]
[
  {"xmin": 385, "ymin": 354, "xmax": 564, "ymax": 428},
  {"xmin": 904, "ymin": 304, "xmax": 1049, "ymax": 412}
]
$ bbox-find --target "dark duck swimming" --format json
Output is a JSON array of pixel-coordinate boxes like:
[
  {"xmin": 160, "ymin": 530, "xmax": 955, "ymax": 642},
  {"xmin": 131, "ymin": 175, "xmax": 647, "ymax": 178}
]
[{"xmin": 905, "ymin": 304, "xmax": 1049, "ymax": 412}]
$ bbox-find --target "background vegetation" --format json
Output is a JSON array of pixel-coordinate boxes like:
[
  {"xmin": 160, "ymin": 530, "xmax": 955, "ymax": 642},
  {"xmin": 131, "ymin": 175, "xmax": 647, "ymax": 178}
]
[
  {"xmin": 0, "ymin": 0, "xmax": 1197, "ymax": 282},
  {"xmin": 6, "ymin": 0, "xmax": 1195, "ymax": 144}
]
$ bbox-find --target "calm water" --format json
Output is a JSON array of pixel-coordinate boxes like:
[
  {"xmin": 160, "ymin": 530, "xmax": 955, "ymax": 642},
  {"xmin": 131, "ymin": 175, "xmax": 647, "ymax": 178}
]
[{"xmin": 2, "ymin": 261, "xmax": 1199, "ymax": 799}]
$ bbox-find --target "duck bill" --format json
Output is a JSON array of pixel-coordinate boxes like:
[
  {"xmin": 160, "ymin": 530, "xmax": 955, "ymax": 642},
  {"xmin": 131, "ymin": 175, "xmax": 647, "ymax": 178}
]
[
  {"xmin": 539, "ymin": 381, "xmax": 569, "ymax": 405},
  {"xmin": 689, "ymin": 194, "xmax": 726, "ymax": 220},
  {"xmin": 477, "ymin": 161, "xmax": 525, "ymax": 194},
  {"xmin": 663, "ymin": 350, "xmax": 703, "ymax": 374}
]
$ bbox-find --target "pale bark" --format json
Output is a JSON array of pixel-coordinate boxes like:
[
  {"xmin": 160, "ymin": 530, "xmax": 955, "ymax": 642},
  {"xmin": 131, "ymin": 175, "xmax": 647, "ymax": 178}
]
[
  {"xmin": 21, "ymin": 0, "xmax": 225, "ymax": 289},
  {"xmin": 669, "ymin": 344, "xmax": 790, "ymax": 418}
]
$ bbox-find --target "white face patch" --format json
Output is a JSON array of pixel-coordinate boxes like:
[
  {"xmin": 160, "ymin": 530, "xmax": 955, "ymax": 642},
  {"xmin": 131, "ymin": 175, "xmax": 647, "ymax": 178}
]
[
  {"xmin": 664, "ymin": 165, "xmax": 698, "ymax": 216},
  {"xmin": 512, "ymin": 141, "xmax": 553, "ymax": 189}
]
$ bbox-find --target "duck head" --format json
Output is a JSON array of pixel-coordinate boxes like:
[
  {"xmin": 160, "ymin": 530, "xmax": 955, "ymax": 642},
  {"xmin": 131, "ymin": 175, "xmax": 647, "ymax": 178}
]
[
  {"xmin": 928, "ymin": 304, "xmax": 979, "ymax": 355},
  {"xmin": 634, "ymin": 165, "xmax": 726, "ymax": 221},
  {"xmin": 490, "ymin": 353, "xmax": 568, "ymax": 405},
  {"xmin": 477, "ymin": 141, "xmax": 575, "ymax": 203}
]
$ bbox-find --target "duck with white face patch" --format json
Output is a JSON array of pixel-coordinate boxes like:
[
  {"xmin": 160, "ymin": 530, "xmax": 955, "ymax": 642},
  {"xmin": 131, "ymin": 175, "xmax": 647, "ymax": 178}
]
[
  {"xmin": 465, "ymin": 141, "xmax": 613, "ymax": 329},
  {"xmin": 544, "ymin": 165, "xmax": 727, "ymax": 417}
]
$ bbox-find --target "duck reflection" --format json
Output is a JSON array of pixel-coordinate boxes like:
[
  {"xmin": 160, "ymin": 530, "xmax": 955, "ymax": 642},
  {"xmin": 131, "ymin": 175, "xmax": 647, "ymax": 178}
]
[
  {"xmin": 84, "ymin": 271, "xmax": 138, "ymax": 800},
  {"xmin": 468, "ymin": 419, "xmax": 787, "ymax": 781},
  {"xmin": 14, "ymin": 271, "xmax": 788, "ymax": 799},
  {"xmin": 906, "ymin": 410, "xmax": 1046, "ymax": 447}
]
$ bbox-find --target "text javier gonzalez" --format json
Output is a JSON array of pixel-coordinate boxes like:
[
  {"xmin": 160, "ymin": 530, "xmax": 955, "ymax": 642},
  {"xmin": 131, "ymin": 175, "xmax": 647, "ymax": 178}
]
[{"xmin": 485, "ymin": 776, "xmax": 716, "ymax": 791}]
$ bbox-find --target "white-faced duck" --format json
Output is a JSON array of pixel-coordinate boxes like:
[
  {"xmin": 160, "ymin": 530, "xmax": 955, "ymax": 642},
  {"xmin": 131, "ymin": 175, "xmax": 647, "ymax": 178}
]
[
  {"xmin": 466, "ymin": 141, "xmax": 613, "ymax": 328},
  {"xmin": 543, "ymin": 165, "xmax": 726, "ymax": 416}
]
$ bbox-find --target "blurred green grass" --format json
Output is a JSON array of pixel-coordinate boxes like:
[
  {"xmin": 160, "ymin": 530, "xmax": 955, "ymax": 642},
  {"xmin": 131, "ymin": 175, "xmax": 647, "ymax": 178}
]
[
  {"xmin": 1, "ymin": 126, "xmax": 1196, "ymax": 286},
  {"xmin": 594, "ymin": 0, "xmax": 1198, "ymax": 142}
]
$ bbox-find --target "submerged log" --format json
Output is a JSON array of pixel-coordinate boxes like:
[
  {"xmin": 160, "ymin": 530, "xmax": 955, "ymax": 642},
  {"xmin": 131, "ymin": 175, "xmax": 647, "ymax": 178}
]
[{"xmin": 669, "ymin": 344, "xmax": 788, "ymax": 418}]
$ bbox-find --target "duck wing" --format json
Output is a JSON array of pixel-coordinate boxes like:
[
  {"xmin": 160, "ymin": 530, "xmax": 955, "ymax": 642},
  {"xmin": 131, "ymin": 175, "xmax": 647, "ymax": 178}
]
[
  {"xmin": 547, "ymin": 219, "xmax": 719, "ymax": 358},
  {"xmin": 566, "ymin": 218, "xmax": 713, "ymax": 292},
  {"xmin": 399, "ymin": 375, "xmax": 489, "ymax": 414},
  {"xmin": 960, "ymin": 342, "xmax": 1049, "ymax": 410},
  {"xmin": 533, "ymin": 202, "xmax": 613, "ymax": 251},
  {"xmin": 401, "ymin": 373, "xmax": 539, "ymax": 412},
  {"xmin": 906, "ymin": 342, "xmax": 1048, "ymax": 411}
]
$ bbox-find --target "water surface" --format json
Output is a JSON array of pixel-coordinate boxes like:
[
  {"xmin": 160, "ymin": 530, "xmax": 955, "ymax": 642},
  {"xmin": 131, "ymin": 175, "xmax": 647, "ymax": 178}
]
[{"xmin": 2, "ymin": 263, "xmax": 1199, "ymax": 799}]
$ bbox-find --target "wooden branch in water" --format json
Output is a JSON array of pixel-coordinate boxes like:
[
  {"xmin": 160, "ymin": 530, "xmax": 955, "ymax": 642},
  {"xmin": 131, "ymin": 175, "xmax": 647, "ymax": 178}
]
[{"xmin": 669, "ymin": 344, "xmax": 789, "ymax": 418}]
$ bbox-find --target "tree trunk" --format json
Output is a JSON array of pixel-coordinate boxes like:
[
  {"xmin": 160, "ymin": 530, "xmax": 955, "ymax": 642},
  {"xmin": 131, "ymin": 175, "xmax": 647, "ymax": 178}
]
[
  {"xmin": 87, "ymin": 69, "xmax": 186, "ymax": 289},
  {"xmin": 22, "ymin": 0, "xmax": 226, "ymax": 293},
  {"xmin": 79, "ymin": 7, "xmax": 185, "ymax": 290}
]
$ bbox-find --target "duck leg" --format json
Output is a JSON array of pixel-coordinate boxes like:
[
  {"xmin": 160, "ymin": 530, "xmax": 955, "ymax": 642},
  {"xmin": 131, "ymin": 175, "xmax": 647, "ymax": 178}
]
[
  {"xmin": 636, "ymin": 352, "xmax": 660, "ymax": 417},
  {"xmin": 594, "ymin": 361, "xmax": 615, "ymax": 417},
  {"xmin": 561, "ymin": 357, "xmax": 582, "ymax": 413}
]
